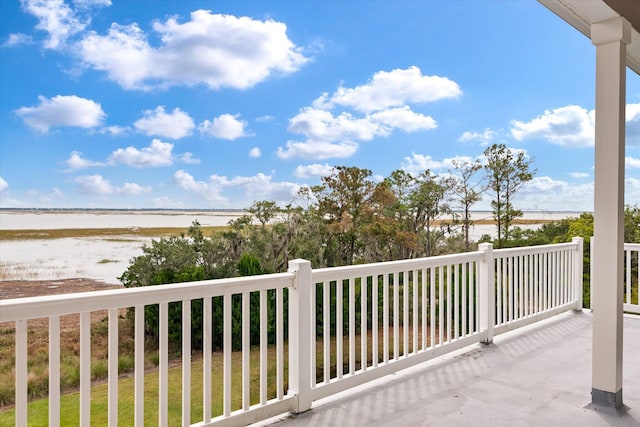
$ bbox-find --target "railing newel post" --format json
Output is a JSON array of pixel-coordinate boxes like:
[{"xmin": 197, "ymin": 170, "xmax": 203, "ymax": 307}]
[
  {"xmin": 572, "ymin": 237, "xmax": 584, "ymax": 311},
  {"xmin": 288, "ymin": 259, "xmax": 313, "ymax": 413},
  {"xmin": 478, "ymin": 243, "xmax": 495, "ymax": 344}
]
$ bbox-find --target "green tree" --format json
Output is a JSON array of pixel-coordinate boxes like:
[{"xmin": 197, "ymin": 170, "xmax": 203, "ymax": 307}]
[
  {"xmin": 483, "ymin": 143, "xmax": 535, "ymax": 248},
  {"xmin": 445, "ymin": 158, "xmax": 484, "ymax": 251}
]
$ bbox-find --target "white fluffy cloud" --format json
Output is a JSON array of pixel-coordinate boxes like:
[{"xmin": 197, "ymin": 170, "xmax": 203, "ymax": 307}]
[
  {"xmin": 627, "ymin": 157, "xmax": 640, "ymax": 169},
  {"xmin": 108, "ymin": 139, "xmax": 174, "ymax": 168},
  {"xmin": 459, "ymin": 128, "xmax": 497, "ymax": 144},
  {"xmin": 517, "ymin": 176, "xmax": 594, "ymax": 211},
  {"xmin": 0, "ymin": 177, "xmax": 8, "ymax": 192},
  {"xmin": 401, "ymin": 153, "xmax": 474, "ymax": 176},
  {"xmin": 249, "ymin": 147, "xmax": 262, "ymax": 158},
  {"xmin": 120, "ymin": 182, "xmax": 151, "ymax": 195},
  {"xmin": 98, "ymin": 125, "xmax": 129, "ymax": 136},
  {"xmin": 313, "ymin": 66, "xmax": 461, "ymax": 113},
  {"xmin": 199, "ymin": 114, "xmax": 249, "ymax": 140},
  {"xmin": 173, "ymin": 170, "xmax": 300, "ymax": 206},
  {"xmin": 134, "ymin": 106, "xmax": 194, "ymax": 139},
  {"xmin": 74, "ymin": 174, "xmax": 114, "ymax": 195},
  {"xmin": 65, "ymin": 151, "xmax": 104, "ymax": 170},
  {"xmin": 177, "ymin": 152, "xmax": 200, "ymax": 165},
  {"xmin": 511, "ymin": 103, "xmax": 640, "ymax": 147},
  {"xmin": 278, "ymin": 67, "xmax": 451, "ymax": 160},
  {"xmin": 511, "ymin": 105, "xmax": 595, "ymax": 148},
  {"xmin": 21, "ymin": 0, "xmax": 86, "ymax": 49},
  {"xmin": 277, "ymin": 140, "xmax": 358, "ymax": 160},
  {"xmin": 16, "ymin": 95, "xmax": 105, "ymax": 133},
  {"xmin": 294, "ymin": 163, "xmax": 334, "ymax": 178},
  {"xmin": 4, "ymin": 33, "xmax": 33, "ymax": 47},
  {"xmin": 74, "ymin": 174, "xmax": 150, "ymax": 196},
  {"xmin": 569, "ymin": 172, "xmax": 590, "ymax": 178},
  {"xmin": 78, "ymin": 10, "xmax": 308, "ymax": 90}
]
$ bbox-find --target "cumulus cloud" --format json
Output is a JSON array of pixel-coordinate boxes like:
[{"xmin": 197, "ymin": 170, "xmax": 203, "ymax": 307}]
[
  {"xmin": 98, "ymin": 125, "xmax": 129, "ymax": 136},
  {"xmin": 120, "ymin": 182, "xmax": 151, "ymax": 195},
  {"xmin": 313, "ymin": 66, "xmax": 461, "ymax": 113},
  {"xmin": 4, "ymin": 33, "xmax": 33, "ymax": 47},
  {"xmin": 65, "ymin": 151, "xmax": 104, "ymax": 170},
  {"xmin": 248, "ymin": 147, "xmax": 261, "ymax": 158},
  {"xmin": 0, "ymin": 177, "xmax": 8, "ymax": 192},
  {"xmin": 173, "ymin": 170, "xmax": 300, "ymax": 206},
  {"xmin": 628, "ymin": 103, "xmax": 640, "ymax": 145},
  {"xmin": 16, "ymin": 95, "xmax": 105, "ymax": 133},
  {"xmin": 108, "ymin": 139, "xmax": 174, "ymax": 167},
  {"xmin": 401, "ymin": 153, "xmax": 474, "ymax": 176},
  {"xmin": 293, "ymin": 163, "xmax": 334, "ymax": 178},
  {"xmin": 277, "ymin": 140, "xmax": 358, "ymax": 160},
  {"xmin": 153, "ymin": 196, "xmax": 183, "ymax": 208},
  {"xmin": 627, "ymin": 157, "xmax": 640, "ymax": 169},
  {"xmin": 459, "ymin": 128, "xmax": 497, "ymax": 144},
  {"xmin": 518, "ymin": 176, "xmax": 594, "ymax": 211},
  {"xmin": 77, "ymin": 10, "xmax": 309, "ymax": 90},
  {"xmin": 177, "ymin": 152, "xmax": 200, "ymax": 164},
  {"xmin": 511, "ymin": 105, "xmax": 594, "ymax": 147},
  {"xmin": 278, "ymin": 67, "xmax": 453, "ymax": 160},
  {"xmin": 511, "ymin": 103, "xmax": 640, "ymax": 147},
  {"xmin": 20, "ymin": 0, "xmax": 86, "ymax": 49},
  {"xmin": 569, "ymin": 172, "xmax": 590, "ymax": 178},
  {"xmin": 134, "ymin": 106, "xmax": 194, "ymax": 139},
  {"xmin": 199, "ymin": 114, "xmax": 250, "ymax": 140},
  {"xmin": 74, "ymin": 174, "xmax": 114, "ymax": 195},
  {"xmin": 74, "ymin": 174, "xmax": 150, "ymax": 196}
]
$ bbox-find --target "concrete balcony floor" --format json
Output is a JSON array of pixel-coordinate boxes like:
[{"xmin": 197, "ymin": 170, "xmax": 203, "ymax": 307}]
[{"xmin": 271, "ymin": 311, "xmax": 640, "ymax": 427}]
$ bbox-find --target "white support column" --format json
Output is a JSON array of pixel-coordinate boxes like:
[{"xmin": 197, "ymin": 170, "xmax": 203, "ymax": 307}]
[
  {"xmin": 590, "ymin": 16, "xmax": 630, "ymax": 414},
  {"xmin": 478, "ymin": 243, "xmax": 494, "ymax": 344}
]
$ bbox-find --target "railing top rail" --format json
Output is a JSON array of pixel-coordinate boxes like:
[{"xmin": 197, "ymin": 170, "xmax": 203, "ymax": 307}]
[
  {"xmin": 312, "ymin": 251, "xmax": 483, "ymax": 282},
  {"xmin": 0, "ymin": 272, "xmax": 295, "ymax": 322},
  {"xmin": 493, "ymin": 241, "xmax": 579, "ymax": 257},
  {"xmin": 624, "ymin": 242, "xmax": 640, "ymax": 250}
]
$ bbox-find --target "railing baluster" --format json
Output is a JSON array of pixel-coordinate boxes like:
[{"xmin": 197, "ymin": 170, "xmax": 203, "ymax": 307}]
[
  {"xmin": 462, "ymin": 263, "xmax": 468, "ymax": 336},
  {"xmin": 276, "ymin": 288, "xmax": 284, "ymax": 400},
  {"xmin": 446, "ymin": 265, "xmax": 452, "ymax": 342},
  {"xmin": 203, "ymin": 297, "xmax": 212, "ymax": 422},
  {"xmin": 311, "ymin": 281, "xmax": 317, "ymax": 385},
  {"xmin": 337, "ymin": 280, "xmax": 343, "ymax": 378},
  {"xmin": 183, "ymin": 300, "xmax": 191, "ymax": 426},
  {"xmin": 223, "ymin": 294, "xmax": 232, "ymax": 417},
  {"xmin": 438, "ymin": 266, "xmax": 444, "ymax": 345},
  {"xmin": 422, "ymin": 268, "xmax": 427, "ymax": 349},
  {"xmin": 524, "ymin": 255, "xmax": 530, "ymax": 317},
  {"xmin": 259, "ymin": 291, "xmax": 267, "ymax": 405},
  {"xmin": 454, "ymin": 264, "xmax": 459, "ymax": 340},
  {"xmin": 159, "ymin": 302, "xmax": 168, "ymax": 427},
  {"xmin": 80, "ymin": 311, "xmax": 91, "ymax": 425},
  {"xmin": 411, "ymin": 270, "xmax": 420, "ymax": 354},
  {"xmin": 383, "ymin": 274, "xmax": 389, "ymax": 363},
  {"xmin": 108, "ymin": 308, "xmax": 118, "ymax": 427},
  {"xmin": 49, "ymin": 315, "xmax": 60, "ymax": 427},
  {"xmin": 324, "ymin": 281, "xmax": 330, "ymax": 382},
  {"xmin": 403, "ymin": 271, "xmax": 409, "ymax": 356},
  {"xmin": 349, "ymin": 277, "xmax": 355, "ymax": 373},
  {"xmin": 15, "ymin": 319, "xmax": 27, "ymax": 427},
  {"xmin": 372, "ymin": 275, "xmax": 379, "ymax": 367},
  {"xmin": 361, "ymin": 276, "xmax": 368, "ymax": 370},
  {"xmin": 242, "ymin": 293, "xmax": 250, "ymax": 411},
  {"xmin": 134, "ymin": 306, "xmax": 144, "ymax": 427},
  {"xmin": 626, "ymin": 248, "xmax": 631, "ymax": 304},
  {"xmin": 393, "ymin": 272, "xmax": 399, "ymax": 358},
  {"xmin": 430, "ymin": 267, "xmax": 435, "ymax": 347}
]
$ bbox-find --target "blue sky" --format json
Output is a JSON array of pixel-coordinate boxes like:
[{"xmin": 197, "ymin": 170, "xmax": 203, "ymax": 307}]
[{"xmin": 1, "ymin": 0, "xmax": 639, "ymax": 211}]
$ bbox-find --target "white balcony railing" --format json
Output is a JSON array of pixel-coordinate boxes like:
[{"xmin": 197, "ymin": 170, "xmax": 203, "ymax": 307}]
[
  {"xmin": 0, "ymin": 239, "xmax": 585, "ymax": 427},
  {"xmin": 624, "ymin": 242, "xmax": 640, "ymax": 314}
]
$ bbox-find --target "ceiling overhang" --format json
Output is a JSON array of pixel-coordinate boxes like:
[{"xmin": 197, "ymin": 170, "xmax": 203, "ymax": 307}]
[{"xmin": 539, "ymin": 0, "xmax": 640, "ymax": 75}]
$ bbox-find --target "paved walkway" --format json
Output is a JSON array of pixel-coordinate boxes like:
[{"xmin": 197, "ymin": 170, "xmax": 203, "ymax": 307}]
[{"xmin": 269, "ymin": 311, "xmax": 640, "ymax": 426}]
